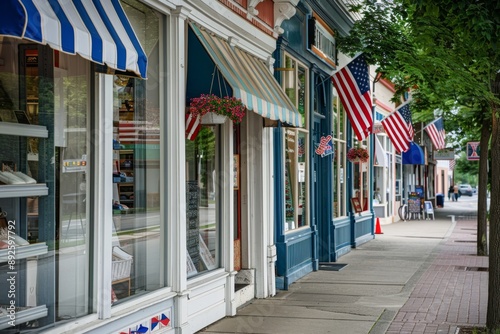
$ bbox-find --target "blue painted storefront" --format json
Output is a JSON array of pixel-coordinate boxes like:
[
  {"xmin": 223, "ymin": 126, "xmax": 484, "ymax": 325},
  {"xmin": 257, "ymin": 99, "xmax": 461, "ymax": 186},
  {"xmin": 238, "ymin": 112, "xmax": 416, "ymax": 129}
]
[{"xmin": 274, "ymin": 1, "xmax": 374, "ymax": 290}]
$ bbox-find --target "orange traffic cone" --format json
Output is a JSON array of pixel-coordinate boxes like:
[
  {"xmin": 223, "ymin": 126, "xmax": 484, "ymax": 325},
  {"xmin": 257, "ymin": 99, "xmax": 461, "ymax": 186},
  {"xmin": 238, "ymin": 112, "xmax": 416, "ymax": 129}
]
[{"xmin": 375, "ymin": 217, "xmax": 383, "ymax": 234}]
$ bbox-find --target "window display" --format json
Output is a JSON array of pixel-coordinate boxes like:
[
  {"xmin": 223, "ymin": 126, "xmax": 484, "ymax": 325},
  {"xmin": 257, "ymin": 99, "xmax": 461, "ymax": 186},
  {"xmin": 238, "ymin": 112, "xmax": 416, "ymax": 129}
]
[{"xmin": 0, "ymin": 42, "xmax": 52, "ymax": 331}]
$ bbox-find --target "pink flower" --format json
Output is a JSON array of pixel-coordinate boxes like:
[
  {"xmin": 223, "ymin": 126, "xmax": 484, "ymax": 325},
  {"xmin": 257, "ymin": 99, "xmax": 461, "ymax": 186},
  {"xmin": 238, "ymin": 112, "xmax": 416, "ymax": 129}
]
[
  {"xmin": 188, "ymin": 94, "xmax": 246, "ymax": 124},
  {"xmin": 347, "ymin": 147, "xmax": 369, "ymax": 163}
]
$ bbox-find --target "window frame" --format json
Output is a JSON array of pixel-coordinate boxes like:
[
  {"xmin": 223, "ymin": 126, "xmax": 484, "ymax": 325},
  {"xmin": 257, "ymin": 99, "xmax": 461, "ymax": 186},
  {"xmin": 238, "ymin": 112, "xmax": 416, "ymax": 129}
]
[
  {"xmin": 332, "ymin": 87, "xmax": 347, "ymax": 218},
  {"xmin": 281, "ymin": 53, "xmax": 309, "ymax": 232}
]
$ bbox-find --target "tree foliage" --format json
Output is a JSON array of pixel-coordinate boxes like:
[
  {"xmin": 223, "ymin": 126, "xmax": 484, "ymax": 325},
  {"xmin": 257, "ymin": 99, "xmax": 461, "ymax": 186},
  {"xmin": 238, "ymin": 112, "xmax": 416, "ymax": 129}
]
[{"xmin": 336, "ymin": 0, "xmax": 500, "ymax": 329}]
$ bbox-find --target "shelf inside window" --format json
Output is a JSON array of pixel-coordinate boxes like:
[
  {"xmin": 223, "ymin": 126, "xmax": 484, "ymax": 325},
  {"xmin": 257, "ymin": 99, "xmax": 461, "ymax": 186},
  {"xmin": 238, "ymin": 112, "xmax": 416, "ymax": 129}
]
[
  {"xmin": 0, "ymin": 184, "xmax": 48, "ymax": 198},
  {"xmin": 0, "ymin": 305, "xmax": 48, "ymax": 330},
  {"xmin": 0, "ymin": 242, "xmax": 48, "ymax": 262},
  {"xmin": 0, "ymin": 123, "xmax": 48, "ymax": 138}
]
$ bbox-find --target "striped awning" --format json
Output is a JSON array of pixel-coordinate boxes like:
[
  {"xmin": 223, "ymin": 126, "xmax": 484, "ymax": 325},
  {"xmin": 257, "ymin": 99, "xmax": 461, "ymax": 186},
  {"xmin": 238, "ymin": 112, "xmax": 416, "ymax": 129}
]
[
  {"xmin": 0, "ymin": 0, "xmax": 147, "ymax": 78},
  {"xmin": 190, "ymin": 24, "xmax": 302, "ymax": 127}
]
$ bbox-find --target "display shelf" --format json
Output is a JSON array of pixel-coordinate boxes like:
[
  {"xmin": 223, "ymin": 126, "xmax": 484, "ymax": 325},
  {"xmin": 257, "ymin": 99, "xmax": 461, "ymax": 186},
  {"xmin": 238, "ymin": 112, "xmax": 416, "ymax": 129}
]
[
  {"xmin": 0, "ymin": 122, "xmax": 48, "ymax": 138},
  {"xmin": 0, "ymin": 305, "xmax": 48, "ymax": 330},
  {"xmin": 0, "ymin": 242, "xmax": 47, "ymax": 262},
  {"xmin": 0, "ymin": 184, "xmax": 48, "ymax": 198}
]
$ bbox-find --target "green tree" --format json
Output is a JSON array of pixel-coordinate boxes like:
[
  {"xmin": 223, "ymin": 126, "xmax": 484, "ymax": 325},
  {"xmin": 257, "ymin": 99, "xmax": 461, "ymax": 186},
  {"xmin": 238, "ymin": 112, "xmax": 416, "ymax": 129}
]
[{"xmin": 336, "ymin": 0, "xmax": 500, "ymax": 329}]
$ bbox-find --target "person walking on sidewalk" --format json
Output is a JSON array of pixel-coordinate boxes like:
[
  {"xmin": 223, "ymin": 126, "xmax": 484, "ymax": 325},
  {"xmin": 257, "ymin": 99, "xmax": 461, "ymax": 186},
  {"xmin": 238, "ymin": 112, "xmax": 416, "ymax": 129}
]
[
  {"xmin": 448, "ymin": 185, "xmax": 454, "ymax": 201},
  {"xmin": 453, "ymin": 184, "xmax": 459, "ymax": 201}
]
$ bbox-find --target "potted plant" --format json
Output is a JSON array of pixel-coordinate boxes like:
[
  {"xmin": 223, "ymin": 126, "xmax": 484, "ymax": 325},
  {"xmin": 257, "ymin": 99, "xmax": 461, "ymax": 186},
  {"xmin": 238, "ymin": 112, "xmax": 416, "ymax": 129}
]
[
  {"xmin": 347, "ymin": 147, "xmax": 369, "ymax": 163},
  {"xmin": 188, "ymin": 94, "xmax": 246, "ymax": 124}
]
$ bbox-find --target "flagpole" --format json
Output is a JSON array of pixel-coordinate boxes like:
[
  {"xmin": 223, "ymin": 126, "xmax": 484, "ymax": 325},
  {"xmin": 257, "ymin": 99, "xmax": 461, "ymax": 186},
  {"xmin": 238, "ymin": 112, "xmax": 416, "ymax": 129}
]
[
  {"xmin": 421, "ymin": 117, "xmax": 441, "ymax": 130},
  {"xmin": 414, "ymin": 117, "xmax": 440, "ymax": 134}
]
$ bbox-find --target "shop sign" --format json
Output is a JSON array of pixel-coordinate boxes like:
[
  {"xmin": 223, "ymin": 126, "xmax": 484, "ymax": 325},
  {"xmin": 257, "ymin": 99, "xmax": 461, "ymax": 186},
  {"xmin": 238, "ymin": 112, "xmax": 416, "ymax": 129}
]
[
  {"xmin": 433, "ymin": 149, "xmax": 454, "ymax": 160},
  {"xmin": 467, "ymin": 142, "xmax": 480, "ymax": 161},
  {"xmin": 315, "ymin": 135, "xmax": 334, "ymax": 157},
  {"xmin": 372, "ymin": 123, "xmax": 385, "ymax": 134}
]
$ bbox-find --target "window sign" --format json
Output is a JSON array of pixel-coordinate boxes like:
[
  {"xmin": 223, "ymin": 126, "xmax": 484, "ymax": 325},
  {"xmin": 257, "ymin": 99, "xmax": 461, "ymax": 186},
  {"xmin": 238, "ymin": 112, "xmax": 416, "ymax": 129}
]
[{"xmin": 315, "ymin": 135, "xmax": 334, "ymax": 157}]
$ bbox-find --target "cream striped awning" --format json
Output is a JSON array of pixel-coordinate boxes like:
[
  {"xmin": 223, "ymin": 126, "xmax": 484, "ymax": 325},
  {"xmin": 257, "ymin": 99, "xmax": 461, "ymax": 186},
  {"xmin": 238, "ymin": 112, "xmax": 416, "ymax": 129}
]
[{"xmin": 190, "ymin": 24, "xmax": 302, "ymax": 127}]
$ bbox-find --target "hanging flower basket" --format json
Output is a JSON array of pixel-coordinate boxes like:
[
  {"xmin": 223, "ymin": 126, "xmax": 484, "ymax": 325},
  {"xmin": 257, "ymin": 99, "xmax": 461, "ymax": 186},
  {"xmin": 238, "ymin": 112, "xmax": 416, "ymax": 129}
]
[
  {"xmin": 201, "ymin": 112, "xmax": 227, "ymax": 124},
  {"xmin": 347, "ymin": 147, "xmax": 369, "ymax": 163},
  {"xmin": 188, "ymin": 94, "xmax": 246, "ymax": 124}
]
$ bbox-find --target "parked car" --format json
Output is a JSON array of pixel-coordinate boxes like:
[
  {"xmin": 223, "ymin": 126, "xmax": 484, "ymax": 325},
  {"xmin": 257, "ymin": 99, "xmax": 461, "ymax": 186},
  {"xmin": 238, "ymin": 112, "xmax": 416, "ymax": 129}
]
[{"xmin": 459, "ymin": 184, "xmax": 473, "ymax": 196}]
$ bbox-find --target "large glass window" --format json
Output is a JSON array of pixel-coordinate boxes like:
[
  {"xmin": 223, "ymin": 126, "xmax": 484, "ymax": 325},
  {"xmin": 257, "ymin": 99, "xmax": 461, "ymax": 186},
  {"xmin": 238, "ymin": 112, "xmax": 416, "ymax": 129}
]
[
  {"xmin": 283, "ymin": 54, "xmax": 309, "ymax": 231},
  {"xmin": 185, "ymin": 126, "xmax": 220, "ymax": 277},
  {"xmin": 332, "ymin": 89, "xmax": 346, "ymax": 218},
  {"xmin": 353, "ymin": 137, "xmax": 370, "ymax": 212},
  {"xmin": 56, "ymin": 51, "xmax": 91, "ymax": 320},
  {"xmin": 110, "ymin": 0, "xmax": 161, "ymax": 303}
]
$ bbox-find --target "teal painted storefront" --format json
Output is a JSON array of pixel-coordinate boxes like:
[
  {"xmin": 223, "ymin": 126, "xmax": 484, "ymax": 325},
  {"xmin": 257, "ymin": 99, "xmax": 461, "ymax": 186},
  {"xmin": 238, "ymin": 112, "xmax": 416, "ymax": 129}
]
[{"xmin": 274, "ymin": 0, "xmax": 374, "ymax": 290}]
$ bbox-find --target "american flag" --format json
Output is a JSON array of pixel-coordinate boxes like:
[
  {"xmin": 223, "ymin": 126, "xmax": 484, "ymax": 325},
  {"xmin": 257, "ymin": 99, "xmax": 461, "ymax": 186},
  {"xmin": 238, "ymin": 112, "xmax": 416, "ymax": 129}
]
[
  {"xmin": 185, "ymin": 112, "xmax": 201, "ymax": 141},
  {"xmin": 424, "ymin": 117, "xmax": 446, "ymax": 150},
  {"xmin": 331, "ymin": 54, "xmax": 373, "ymax": 141},
  {"xmin": 381, "ymin": 101, "xmax": 414, "ymax": 153},
  {"xmin": 449, "ymin": 159, "xmax": 456, "ymax": 170}
]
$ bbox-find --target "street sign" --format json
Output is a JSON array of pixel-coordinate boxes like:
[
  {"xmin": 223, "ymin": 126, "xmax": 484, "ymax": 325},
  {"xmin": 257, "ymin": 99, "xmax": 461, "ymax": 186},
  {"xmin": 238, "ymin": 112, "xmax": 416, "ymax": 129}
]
[{"xmin": 466, "ymin": 142, "xmax": 480, "ymax": 161}]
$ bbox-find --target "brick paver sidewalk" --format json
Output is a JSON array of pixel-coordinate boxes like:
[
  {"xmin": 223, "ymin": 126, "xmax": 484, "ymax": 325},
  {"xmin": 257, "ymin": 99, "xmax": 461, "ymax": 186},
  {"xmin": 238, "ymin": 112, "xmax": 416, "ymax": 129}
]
[{"xmin": 386, "ymin": 219, "xmax": 488, "ymax": 334}]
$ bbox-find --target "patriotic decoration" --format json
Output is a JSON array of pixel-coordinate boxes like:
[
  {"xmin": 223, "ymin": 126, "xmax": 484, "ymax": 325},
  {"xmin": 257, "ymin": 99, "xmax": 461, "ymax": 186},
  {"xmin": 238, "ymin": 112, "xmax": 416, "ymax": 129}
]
[
  {"xmin": 331, "ymin": 54, "xmax": 373, "ymax": 141},
  {"xmin": 315, "ymin": 135, "xmax": 334, "ymax": 157},
  {"xmin": 424, "ymin": 117, "xmax": 446, "ymax": 150},
  {"xmin": 119, "ymin": 311, "xmax": 172, "ymax": 333},
  {"xmin": 381, "ymin": 101, "xmax": 414, "ymax": 153},
  {"xmin": 185, "ymin": 112, "xmax": 201, "ymax": 141},
  {"xmin": 151, "ymin": 313, "xmax": 171, "ymax": 331},
  {"xmin": 449, "ymin": 159, "xmax": 456, "ymax": 170}
]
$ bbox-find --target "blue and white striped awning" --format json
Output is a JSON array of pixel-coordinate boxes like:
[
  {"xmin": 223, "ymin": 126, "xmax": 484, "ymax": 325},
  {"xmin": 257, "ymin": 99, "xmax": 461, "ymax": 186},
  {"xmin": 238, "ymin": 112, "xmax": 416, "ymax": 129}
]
[
  {"xmin": 0, "ymin": 0, "xmax": 147, "ymax": 78},
  {"xmin": 190, "ymin": 24, "xmax": 302, "ymax": 127}
]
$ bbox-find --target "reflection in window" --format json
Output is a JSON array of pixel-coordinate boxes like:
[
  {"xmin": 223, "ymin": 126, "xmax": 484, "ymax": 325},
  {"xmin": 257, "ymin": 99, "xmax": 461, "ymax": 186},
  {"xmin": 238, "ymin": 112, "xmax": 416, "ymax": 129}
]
[
  {"xmin": 284, "ymin": 129, "xmax": 308, "ymax": 230},
  {"xmin": 332, "ymin": 89, "xmax": 346, "ymax": 218},
  {"xmin": 185, "ymin": 127, "xmax": 220, "ymax": 277},
  {"xmin": 353, "ymin": 138, "xmax": 370, "ymax": 212},
  {"xmin": 283, "ymin": 53, "xmax": 309, "ymax": 232},
  {"xmin": 111, "ymin": 72, "xmax": 161, "ymax": 302},
  {"xmin": 56, "ymin": 53, "xmax": 91, "ymax": 320},
  {"xmin": 109, "ymin": 0, "xmax": 161, "ymax": 304}
]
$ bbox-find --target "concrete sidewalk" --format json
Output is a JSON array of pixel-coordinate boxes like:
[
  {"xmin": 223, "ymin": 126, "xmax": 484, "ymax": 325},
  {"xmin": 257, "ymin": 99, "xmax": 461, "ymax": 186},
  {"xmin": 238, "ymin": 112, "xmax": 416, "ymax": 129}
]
[{"xmin": 198, "ymin": 198, "xmax": 487, "ymax": 334}]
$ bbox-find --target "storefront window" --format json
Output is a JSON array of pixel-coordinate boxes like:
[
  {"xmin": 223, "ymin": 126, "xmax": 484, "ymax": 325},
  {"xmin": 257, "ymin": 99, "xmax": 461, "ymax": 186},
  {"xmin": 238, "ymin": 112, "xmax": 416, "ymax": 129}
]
[
  {"xmin": 283, "ymin": 54, "xmax": 309, "ymax": 231},
  {"xmin": 0, "ymin": 0, "xmax": 161, "ymax": 329},
  {"xmin": 185, "ymin": 127, "xmax": 220, "ymax": 277},
  {"xmin": 353, "ymin": 138, "xmax": 370, "ymax": 212},
  {"xmin": 332, "ymin": 89, "xmax": 346, "ymax": 218},
  {"xmin": 396, "ymin": 151, "xmax": 402, "ymax": 202},
  {"xmin": 110, "ymin": 0, "xmax": 161, "ymax": 303},
  {"xmin": 55, "ymin": 51, "xmax": 92, "ymax": 320}
]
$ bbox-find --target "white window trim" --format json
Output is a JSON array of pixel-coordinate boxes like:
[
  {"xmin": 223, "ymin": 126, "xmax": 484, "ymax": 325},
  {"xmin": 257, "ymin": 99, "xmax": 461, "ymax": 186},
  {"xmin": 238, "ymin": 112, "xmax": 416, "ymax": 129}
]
[{"xmin": 94, "ymin": 73, "xmax": 114, "ymax": 319}]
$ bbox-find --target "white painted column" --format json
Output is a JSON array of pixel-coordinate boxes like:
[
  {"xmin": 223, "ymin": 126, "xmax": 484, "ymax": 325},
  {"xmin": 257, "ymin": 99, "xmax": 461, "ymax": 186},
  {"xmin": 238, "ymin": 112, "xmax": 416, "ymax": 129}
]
[
  {"xmin": 168, "ymin": 6, "xmax": 190, "ymax": 331},
  {"xmin": 263, "ymin": 127, "xmax": 276, "ymax": 297},
  {"xmin": 223, "ymin": 120, "xmax": 236, "ymax": 316}
]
